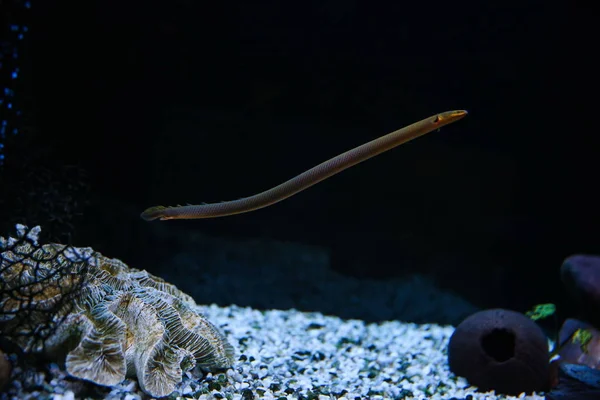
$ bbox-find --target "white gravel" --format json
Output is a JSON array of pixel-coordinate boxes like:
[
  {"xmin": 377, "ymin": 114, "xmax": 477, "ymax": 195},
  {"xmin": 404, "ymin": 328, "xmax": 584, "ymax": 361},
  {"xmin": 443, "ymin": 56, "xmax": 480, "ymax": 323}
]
[
  {"xmin": 190, "ymin": 304, "xmax": 547, "ymax": 400},
  {"xmin": 6, "ymin": 304, "xmax": 546, "ymax": 400}
]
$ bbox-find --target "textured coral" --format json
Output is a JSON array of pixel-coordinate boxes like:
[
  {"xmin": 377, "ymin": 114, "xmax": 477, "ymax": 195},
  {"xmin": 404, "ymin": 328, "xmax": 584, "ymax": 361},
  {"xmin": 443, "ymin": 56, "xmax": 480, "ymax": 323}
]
[{"xmin": 0, "ymin": 225, "xmax": 234, "ymax": 397}]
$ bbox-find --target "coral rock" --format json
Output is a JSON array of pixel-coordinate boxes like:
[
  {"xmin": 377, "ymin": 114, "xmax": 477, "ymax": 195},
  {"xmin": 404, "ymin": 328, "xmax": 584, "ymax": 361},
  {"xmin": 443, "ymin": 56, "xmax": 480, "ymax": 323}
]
[
  {"xmin": 0, "ymin": 225, "xmax": 234, "ymax": 397},
  {"xmin": 447, "ymin": 308, "xmax": 550, "ymax": 395}
]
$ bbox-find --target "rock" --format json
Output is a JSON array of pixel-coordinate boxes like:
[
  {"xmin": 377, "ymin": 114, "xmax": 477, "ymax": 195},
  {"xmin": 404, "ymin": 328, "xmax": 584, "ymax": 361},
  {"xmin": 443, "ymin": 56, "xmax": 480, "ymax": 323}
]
[
  {"xmin": 561, "ymin": 254, "xmax": 600, "ymax": 326},
  {"xmin": 546, "ymin": 363, "xmax": 600, "ymax": 400},
  {"xmin": 557, "ymin": 318, "xmax": 600, "ymax": 369}
]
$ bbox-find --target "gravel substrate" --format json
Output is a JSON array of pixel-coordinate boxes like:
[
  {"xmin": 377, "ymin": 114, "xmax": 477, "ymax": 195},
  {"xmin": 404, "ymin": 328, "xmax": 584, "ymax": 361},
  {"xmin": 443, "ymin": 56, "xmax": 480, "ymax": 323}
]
[{"xmin": 2, "ymin": 304, "xmax": 546, "ymax": 400}]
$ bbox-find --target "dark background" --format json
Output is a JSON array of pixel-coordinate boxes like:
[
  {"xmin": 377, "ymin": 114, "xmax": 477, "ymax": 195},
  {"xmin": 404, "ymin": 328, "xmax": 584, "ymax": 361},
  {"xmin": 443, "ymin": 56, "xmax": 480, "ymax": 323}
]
[{"xmin": 1, "ymin": 1, "xmax": 598, "ymax": 322}]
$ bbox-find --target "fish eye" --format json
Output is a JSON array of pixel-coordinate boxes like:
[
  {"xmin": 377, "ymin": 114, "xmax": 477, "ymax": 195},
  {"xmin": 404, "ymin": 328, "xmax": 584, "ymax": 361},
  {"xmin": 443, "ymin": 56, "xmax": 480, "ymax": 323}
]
[{"xmin": 433, "ymin": 115, "xmax": 440, "ymax": 123}]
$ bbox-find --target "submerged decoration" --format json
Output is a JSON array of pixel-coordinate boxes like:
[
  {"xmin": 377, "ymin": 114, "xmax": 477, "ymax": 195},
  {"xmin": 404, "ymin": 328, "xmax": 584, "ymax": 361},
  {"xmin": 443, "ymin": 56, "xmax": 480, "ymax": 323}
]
[
  {"xmin": 447, "ymin": 308, "xmax": 551, "ymax": 395},
  {"xmin": 0, "ymin": 225, "xmax": 234, "ymax": 397}
]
